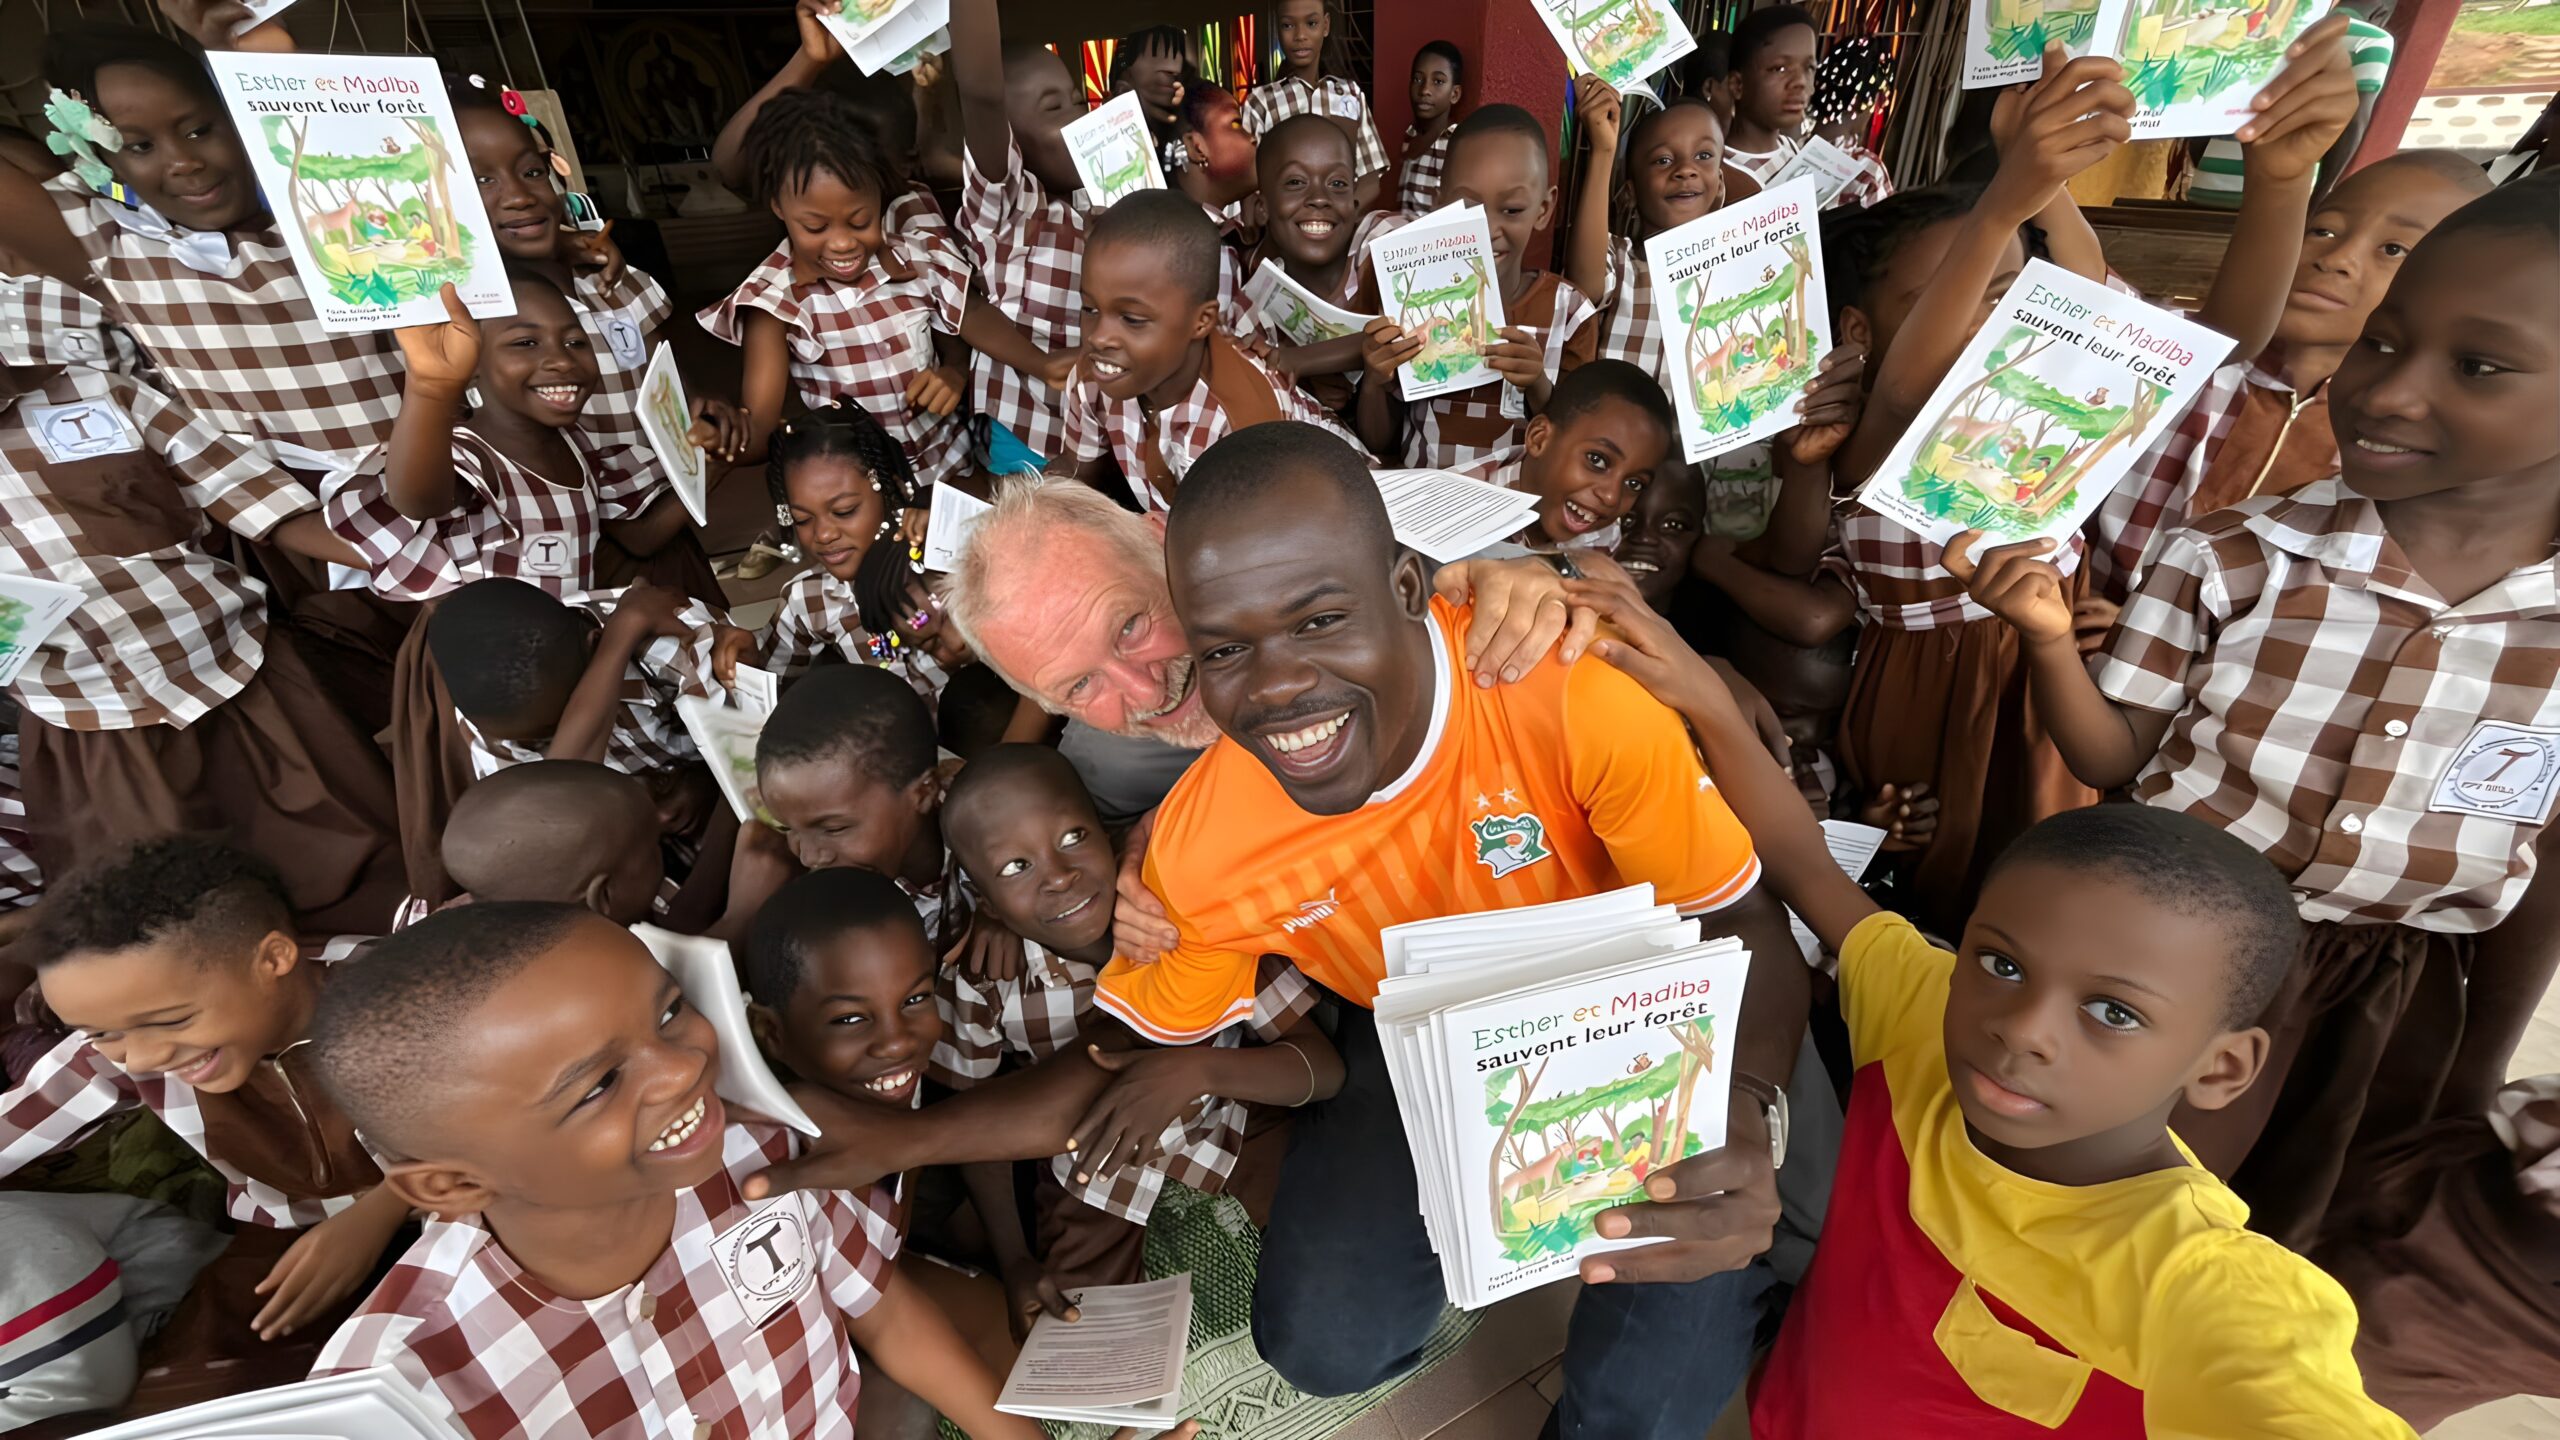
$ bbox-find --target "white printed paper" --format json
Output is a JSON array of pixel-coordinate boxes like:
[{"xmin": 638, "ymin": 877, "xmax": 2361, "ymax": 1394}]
[
  {"xmin": 1529, "ymin": 0, "xmax": 1698, "ymax": 90},
  {"xmin": 230, "ymin": 0, "xmax": 301, "ymax": 37},
  {"xmin": 995, "ymin": 1275, "xmax": 1191, "ymax": 1427},
  {"xmin": 731, "ymin": 663, "xmax": 779, "ymax": 719},
  {"xmin": 1246, "ymin": 259, "xmax": 1378, "ymax": 346},
  {"xmin": 1965, "ymin": 0, "xmax": 2126, "ymax": 88},
  {"xmin": 815, "ymin": 0, "xmax": 927, "ymax": 57},
  {"xmin": 636, "ymin": 343, "xmax": 711, "ymax": 527},
  {"xmin": 1855, "ymin": 260, "xmax": 2232, "ymax": 551},
  {"xmin": 0, "ymin": 574, "xmax": 87, "ymax": 689},
  {"xmin": 838, "ymin": 0, "xmax": 950, "ymax": 75},
  {"xmin": 633, "ymin": 924, "xmax": 820, "ymax": 1136},
  {"xmin": 1788, "ymin": 821, "xmax": 1888, "ymax": 961},
  {"xmin": 1062, "ymin": 91, "xmax": 1165, "ymax": 208},
  {"xmin": 1371, "ymin": 468, "xmax": 1542, "ymax": 564},
  {"xmin": 82, "ymin": 1367, "xmax": 452, "ymax": 1439},
  {"xmin": 1762, "ymin": 135, "xmax": 1867, "ymax": 209},
  {"xmin": 206, "ymin": 53, "xmax": 515, "ymax": 335},
  {"xmin": 1369, "ymin": 202, "xmax": 1508, "ymax": 402},
  {"xmin": 1645, "ymin": 178, "xmax": 1831, "ymax": 464},
  {"xmin": 677, "ymin": 694, "xmax": 769, "ymax": 826},
  {"xmin": 921, "ymin": 482, "xmax": 993, "ymax": 574},
  {"xmin": 2118, "ymin": 0, "xmax": 2336, "ymax": 138}
]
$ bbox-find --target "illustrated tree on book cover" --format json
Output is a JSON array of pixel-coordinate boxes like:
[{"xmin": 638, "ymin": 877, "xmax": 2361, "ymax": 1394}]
[
  {"xmin": 1897, "ymin": 324, "xmax": 2164, "ymax": 534},
  {"xmin": 1549, "ymin": 0, "xmax": 1672, "ymax": 88},
  {"xmin": 1672, "ymin": 236, "xmax": 1814, "ymax": 438},
  {"xmin": 2120, "ymin": 0, "xmax": 2319, "ymax": 110},
  {"xmin": 1393, "ymin": 258, "xmax": 1494, "ymax": 385},
  {"xmin": 1091, "ymin": 141, "xmax": 1154, "ymax": 205},
  {"xmin": 1482, "ymin": 1016, "xmax": 1717, "ymax": 1261},
  {"xmin": 1980, "ymin": 0, "xmax": 2111, "ymax": 64},
  {"xmin": 264, "ymin": 113, "xmax": 475, "ymax": 310}
]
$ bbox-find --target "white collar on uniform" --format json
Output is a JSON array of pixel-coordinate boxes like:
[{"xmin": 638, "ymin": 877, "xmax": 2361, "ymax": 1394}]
[
  {"xmin": 113, "ymin": 198, "xmax": 237, "ymax": 276},
  {"xmin": 1368, "ymin": 608, "xmax": 1452, "ymax": 807}
]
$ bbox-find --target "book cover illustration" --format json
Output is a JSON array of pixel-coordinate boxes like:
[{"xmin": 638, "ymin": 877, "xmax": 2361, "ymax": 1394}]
[
  {"xmin": 2117, "ymin": 0, "xmax": 2334, "ymax": 137},
  {"xmin": 1701, "ymin": 441, "xmax": 1779, "ymax": 541},
  {"xmin": 0, "ymin": 575, "xmax": 88, "ymax": 689},
  {"xmin": 1368, "ymin": 203, "xmax": 1509, "ymax": 403},
  {"xmin": 830, "ymin": 0, "xmax": 950, "ymax": 75},
  {"xmin": 207, "ymin": 53, "xmax": 513, "ymax": 335},
  {"xmin": 1482, "ymin": 1013, "xmax": 1719, "ymax": 1257},
  {"xmin": 637, "ymin": 343, "xmax": 712, "ymax": 527},
  {"xmin": 1246, "ymin": 259, "xmax": 1377, "ymax": 346},
  {"xmin": 1063, "ymin": 92, "xmax": 1165, "ymax": 208},
  {"xmin": 816, "ymin": 0, "xmax": 922, "ymax": 54},
  {"xmin": 1857, "ymin": 260, "xmax": 2231, "ymax": 549},
  {"xmin": 1530, "ymin": 0, "xmax": 1697, "ymax": 91},
  {"xmin": 1645, "ymin": 178, "xmax": 1830, "ymax": 463},
  {"xmin": 1762, "ymin": 134, "xmax": 1867, "ymax": 209},
  {"xmin": 1966, "ymin": 0, "xmax": 2123, "ymax": 87}
]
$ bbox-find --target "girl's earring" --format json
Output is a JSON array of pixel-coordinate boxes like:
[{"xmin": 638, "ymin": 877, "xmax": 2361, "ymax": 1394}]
[{"xmin": 464, "ymin": 385, "xmax": 483, "ymax": 409}]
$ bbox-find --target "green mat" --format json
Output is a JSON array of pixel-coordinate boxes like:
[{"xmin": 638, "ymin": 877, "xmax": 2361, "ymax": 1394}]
[{"xmin": 943, "ymin": 1183, "xmax": 1481, "ymax": 1439}]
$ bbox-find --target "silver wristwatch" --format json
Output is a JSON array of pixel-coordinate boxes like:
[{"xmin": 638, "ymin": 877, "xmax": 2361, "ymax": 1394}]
[{"xmin": 1735, "ymin": 1072, "xmax": 1790, "ymax": 1171}]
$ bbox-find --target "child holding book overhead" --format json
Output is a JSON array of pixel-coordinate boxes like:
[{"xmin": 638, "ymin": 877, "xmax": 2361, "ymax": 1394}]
[
  {"xmin": 1242, "ymin": 0, "xmax": 1389, "ymax": 208},
  {"xmin": 1356, "ymin": 105, "xmax": 1600, "ymax": 471},
  {"xmin": 1399, "ymin": 41, "xmax": 1464, "ymax": 216},
  {"xmin": 1946, "ymin": 175, "xmax": 2560, "ymax": 1245},
  {"xmin": 1049, "ymin": 190, "xmax": 1361, "ymax": 511},
  {"xmin": 1562, "ymin": 568, "xmax": 2411, "ymax": 1436},
  {"xmin": 1249, "ymin": 115, "xmax": 1405, "ymax": 418}
]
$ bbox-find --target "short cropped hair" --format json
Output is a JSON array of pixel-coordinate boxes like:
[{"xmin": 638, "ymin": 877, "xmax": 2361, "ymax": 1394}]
[
  {"xmin": 1822, "ymin": 184, "xmax": 1983, "ymax": 321},
  {"xmin": 1415, "ymin": 40, "xmax": 1465, "ymax": 85},
  {"xmin": 308, "ymin": 901, "xmax": 590, "ymax": 1155},
  {"xmin": 2422, "ymin": 169, "xmax": 2559, "ymax": 247},
  {"xmin": 941, "ymin": 476, "xmax": 1168, "ymax": 698},
  {"xmin": 1261, "ymin": 113, "xmax": 1356, "ymax": 177},
  {"xmin": 2358, "ymin": 148, "xmax": 2499, "ymax": 202},
  {"xmin": 1730, "ymin": 4, "xmax": 1817, "ymax": 71},
  {"xmin": 35, "ymin": 836, "xmax": 292, "ymax": 968},
  {"xmin": 942, "ymin": 743, "xmax": 1096, "ymax": 859},
  {"xmin": 744, "ymin": 867, "xmax": 926, "ymax": 1010},
  {"xmin": 1088, "ymin": 187, "xmax": 1222, "ymax": 306},
  {"xmin": 754, "ymin": 664, "xmax": 936, "ymax": 790},
  {"xmin": 1988, "ymin": 805, "xmax": 2303, "ymax": 1028},
  {"xmin": 1545, "ymin": 358, "xmax": 1677, "ymax": 442},
  {"xmin": 441, "ymin": 760, "xmax": 654, "ymax": 898},
  {"xmin": 1449, "ymin": 104, "xmax": 1552, "ymax": 177},
  {"xmin": 1167, "ymin": 421, "xmax": 1394, "ymax": 569},
  {"xmin": 428, "ymin": 579, "xmax": 593, "ymax": 728}
]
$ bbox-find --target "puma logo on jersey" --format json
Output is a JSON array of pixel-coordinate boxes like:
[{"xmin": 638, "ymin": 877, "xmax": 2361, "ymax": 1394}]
[
  {"xmin": 1281, "ymin": 888, "xmax": 1340, "ymax": 934},
  {"xmin": 1472, "ymin": 813, "xmax": 1552, "ymax": 879}
]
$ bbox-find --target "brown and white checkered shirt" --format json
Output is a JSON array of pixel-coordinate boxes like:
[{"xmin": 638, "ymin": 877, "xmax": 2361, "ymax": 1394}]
[
  {"xmin": 314, "ymin": 1123, "xmax": 899, "ymax": 1440},
  {"xmin": 699, "ymin": 225, "xmax": 974, "ymax": 493},
  {"xmin": 1399, "ymin": 125, "xmax": 1453, "ymax": 216},
  {"xmin": 0, "ymin": 758, "xmax": 36, "ymax": 911},
  {"xmin": 327, "ymin": 427, "xmax": 657, "ymax": 603},
  {"xmin": 1401, "ymin": 272, "xmax": 1599, "ymax": 472},
  {"xmin": 47, "ymin": 178, "xmax": 403, "ymax": 470},
  {"xmin": 764, "ymin": 566, "xmax": 952, "ymax": 709},
  {"xmin": 1596, "ymin": 235, "xmax": 1663, "ymax": 375},
  {"xmin": 569, "ymin": 265, "xmax": 677, "ymax": 496},
  {"xmin": 458, "ymin": 590, "xmax": 726, "ymax": 780},
  {"xmin": 1053, "ymin": 954, "xmax": 1317, "ymax": 1224},
  {"xmin": 1058, "ymin": 346, "xmax": 1364, "ymax": 513},
  {"xmin": 2089, "ymin": 348, "xmax": 2314, "ymax": 602},
  {"xmin": 957, "ymin": 139, "xmax": 1087, "ymax": 462},
  {"xmin": 2093, "ymin": 478, "xmax": 2560, "ymax": 930},
  {"xmin": 1242, "ymin": 75, "xmax": 1390, "ymax": 180},
  {"xmin": 1838, "ymin": 506, "xmax": 2087, "ymax": 631},
  {"xmin": 928, "ymin": 940, "xmax": 1096, "ymax": 1088},
  {"xmin": 0, "ymin": 305, "xmax": 315, "ymax": 730}
]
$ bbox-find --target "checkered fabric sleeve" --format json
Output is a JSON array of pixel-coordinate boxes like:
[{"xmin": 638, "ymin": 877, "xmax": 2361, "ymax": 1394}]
[
  {"xmin": 569, "ymin": 265, "xmax": 677, "ymax": 497},
  {"xmin": 1835, "ymin": 505, "xmax": 2088, "ymax": 630},
  {"xmin": 314, "ymin": 1123, "xmax": 895, "ymax": 1440},
  {"xmin": 1402, "ymin": 275, "xmax": 1600, "ymax": 471},
  {"xmin": 1059, "ymin": 348, "xmax": 1369, "ymax": 512},
  {"xmin": 1399, "ymin": 126, "xmax": 1452, "ymax": 215},
  {"xmin": 766, "ymin": 568, "xmax": 859, "ymax": 678},
  {"xmin": 325, "ymin": 428, "xmax": 624, "ymax": 602},
  {"xmin": 2086, "ymin": 357, "xmax": 2257, "ymax": 602},
  {"xmin": 1243, "ymin": 77, "xmax": 1390, "ymax": 179},
  {"xmin": 0, "ymin": 759, "xmax": 37, "ymax": 911},
  {"xmin": 1595, "ymin": 235, "xmax": 1661, "ymax": 372},
  {"xmin": 927, "ymin": 947, "xmax": 1098, "ymax": 1088},
  {"xmin": 958, "ymin": 138, "xmax": 1086, "ymax": 461}
]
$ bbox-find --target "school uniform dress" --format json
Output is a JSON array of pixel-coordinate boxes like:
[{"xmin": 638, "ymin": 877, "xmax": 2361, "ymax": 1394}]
[
  {"xmin": 699, "ymin": 222, "xmax": 973, "ymax": 495},
  {"xmin": 0, "ymin": 280, "xmax": 403, "ymax": 932},
  {"xmin": 327, "ymin": 427, "xmax": 663, "ymax": 603},
  {"xmin": 2089, "ymin": 342, "xmax": 2341, "ymax": 601},
  {"xmin": 2093, "ymin": 478, "xmax": 2560, "ymax": 1244},
  {"xmin": 1398, "ymin": 125, "xmax": 1453, "ymax": 215},
  {"xmin": 1400, "ymin": 271, "xmax": 1599, "ymax": 471},
  {"xmin": 1057, "ymin": 332, "xmax": 1363, "ymax": 512},
  {"xmin": 1751, "ymin": 912, "xmax": 2411, "ymax": 1438},
  {"xmin": 1242, "ymin": 75, "xmax": 1390, "ymax": 181},
  {"xmin": 1833, "ymin": 508, "xmax": 2099, "ymax": 938},
  {"xmin": 764, "ymin": 566, "xmax": 952, "ymax": 709},
  {"xmin": 957, "ymin": 139, "xmax": 1088, "ymax": 463},
  {"xmin": 570, "ymin": 263, "xmax": 725, "ymax": 605},
  {"xmin": 315, "ymin": 1122, "xmax": 900, "ymax": 1440}
]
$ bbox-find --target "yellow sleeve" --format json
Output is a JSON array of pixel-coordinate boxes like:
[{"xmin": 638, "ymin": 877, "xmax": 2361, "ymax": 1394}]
[
  {"xmin": 1561, "ymin": 657, "xmax": 1761, "ymax": 914},
  {"xmin": 1836, "ymin": 911, "xmax": 1956, "ymax": 1068},
  {"xmin": 2138, "ymin": 1232, "xmax": 2417, "ymax": 1440},
  {"xmin": 1092, "ymin": 846, "xmax": 1263, "ymax": 1046}
]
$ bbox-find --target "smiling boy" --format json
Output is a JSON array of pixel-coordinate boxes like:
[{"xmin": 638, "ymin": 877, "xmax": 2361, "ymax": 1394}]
[
  {"xmin": 1251, "ymin": 115, "xmax": 1408, "ymax": 417},
  {"xmin": 1463, "ymin": 358, "xmax": 1676, "ymax": 554}
]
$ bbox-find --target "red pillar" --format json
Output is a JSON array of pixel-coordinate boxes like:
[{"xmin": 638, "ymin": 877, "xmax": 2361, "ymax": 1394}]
[
  {"xmin": 1369, "ymin": 0, "xmax": 1573, "ymax": 262},
  {"xmin": 2350, "ymin": 0, "xmax": 2461, "ymax": 171}
]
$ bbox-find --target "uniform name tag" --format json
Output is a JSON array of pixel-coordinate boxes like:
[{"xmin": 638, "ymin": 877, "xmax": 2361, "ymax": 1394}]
[
  {"xmin": 599, "ymin": 315, "xmax": 647, "ymax": 371},
  {"xmin": 712, "ymin": 1193, "xmax": 818, "ymax": 1330},
  {"xmin": 518, "ymin": 532, "xmax": 576, "ymax": 579},
  {"xmin": 2429, "ymin": 720, "xmax": 2560, "ymax": 825},
  {"xmin": 28, "ymin": 402, "xmax": 142, "ymax": 463}
]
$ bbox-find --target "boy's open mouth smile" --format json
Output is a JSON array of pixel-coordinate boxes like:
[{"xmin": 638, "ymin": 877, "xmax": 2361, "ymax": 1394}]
[
  {"xmin": 1557, "ymin": 498, "xmax": 1607, "ymax": 534},
  {"xmin": 646, "ymin": 1092, "xmax": 717, "ymax": 1154},
  {"xmin": 859, "ymin": 1066, "xmax": 919, "ymax": 1103},
  {"xmin": 1049, "ymin": 890, "xmax": 1100, "ymax": 926}
]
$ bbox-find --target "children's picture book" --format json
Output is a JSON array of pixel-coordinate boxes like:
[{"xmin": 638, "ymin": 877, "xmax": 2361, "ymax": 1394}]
[
  {"xmin": 633, "ymin": 924, "xmax": 821, "ymax": 1137},
  {"xmin": 731, "ymin": 662, "xmax": 779, "ymax": 719},
  {"xmin": 1644, "ymin": 178, "xmax": 1831, "ymax": 464},
  {"xmin": 814, "ymin": 0, "xmax": 923, "ymax": 55},
  {"xmin": 1702, "ymin": 441, "xmax": 1780, "ymax": 540},
  {"xmin": 1061, "ymin": 91, "xmax": 1165, "ymax": 207},
  {"xmin": 1965, "ymin": 0, "xmax": 2125, "ymax": 88},
  {"xmin": 636, "ymin": 343, "xmax": 712, "ymax": 527},
  {"xmin": 0, "ymin": 574, "xmax": 87, "ymax": 689},
  {"xmin": 83, "ymin": 1367, "xmax": 450, "ymax": 1439},
  {"xmin": 1246, "ymin": 259, "xmax": 1379, "ymax": 346},
  {"xmin": 677, "ymin": 694, "xmax": 771, "ymax": 827},
  {"xmin": 1375, "ymin": 886, "xmax": 1751, "ymax": 1307},
  {"xmin": 995, "ymin": 1275, "xmax": 1192, "ymax": 1428},
  {"xmin": 1369, "ymin": 203, "xmax": 1508, "ymax": 403},
  {"xmin": 2116, "ymin": 0, "xmax": 2336, "ymax": 138},
  {"xmin": 205, "ymin": 53, "xmax": 513, "ymax": 335},
  {"xmin": 921, "ymin": 481, "xmax": 994, "ymax": 573},
  {"xmin": 1370, "ymin": 468, "xmax": 1543, "ymax": 563},
  {"xmin": 835, "ymin": 0, "xmax": 949, "ymax": 74},
  {"xmin": 1856, "ymin": 259, "xmax": 2233, "ymax": 552},
  {"xmin": 231, "ymin": 0, "xmax": 301, "ymax": 36},
  {"xmin": 1762, "ymin": 134, "xmax": 1868, "ymax": 209},
  {"xmin": 1529, "ymin": 0, "xmax": 1698, "ymax": 91}
]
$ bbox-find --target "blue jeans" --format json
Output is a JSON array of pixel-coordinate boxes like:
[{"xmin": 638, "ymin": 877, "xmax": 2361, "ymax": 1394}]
[{"xmin": 1252, "ymin": 1009, "xmax": 1774, "ymax": 1438}]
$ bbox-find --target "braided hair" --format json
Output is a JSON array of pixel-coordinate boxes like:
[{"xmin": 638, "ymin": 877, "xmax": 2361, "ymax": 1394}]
[
  {"xmin": 764, "ymin": 401, "xmax": 922, "ymax": 525},
  {"xmin": 851, "ymin": 528, "xmax": 926, "ymax": 644},
  {"xmin": 739, "ymin": 87, "xmax": 903, "ymax": 210}
]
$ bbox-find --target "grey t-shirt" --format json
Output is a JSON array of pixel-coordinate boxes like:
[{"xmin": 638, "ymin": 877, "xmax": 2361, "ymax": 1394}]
[{"xmin": 1058, "ymin": 719, "xmax": 1205, "ymax": 828}]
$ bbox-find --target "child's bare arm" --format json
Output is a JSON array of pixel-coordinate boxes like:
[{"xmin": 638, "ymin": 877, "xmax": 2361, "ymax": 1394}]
[
  {"xmin": 959, "ymin": 1157, "xmax": 1074, "ymax": 1334},
  {"xmin": 1565, "ymin": 75, "xmax": 1625, "ymax": 303},
  {"xmin": 0, "ymin": 168, "xmax": 94, "ymax": 286},
  {"xmin": 1690, "ymin": 547, "xmax": 1858, "ymax": 649},
  {"xmin": 1356, "ymin": 317, "xmax": 1422, "ymax": 459},
  {"xmin": 1066, "ymin": 1011, "xmax": 1343, "ymax": 1178},
  {"xmin": 1942, "ymin": 531, "xmax": 2171, "ymax": 787},
  {"xmin": 601, "ymin": 491, "xmax": 694, "ymax": 559},
  {"xmin": 1274, "ymin": 332, "xmax": 1371, "ymax": 381},
  {"xmin": 385, "ymin": 286, "xmax": 481, "ymax": 520},
  {"xmin": 1755, "ymin": 343, "xmax": 1868, "ymax": 578},
  {"xmin": 960, "ymin": 293, "xmax": 1074, "ymax": 392},
  {"xmin": 265, "ymin": 511, "xmax": 365, "ymax": 570},
  {"xmin": 2192, "ymin": 14, "xmax": 2361, "ymax": 356},
  {"xmin": 2029, "ymin": 187, "xmax": 2109, "ymax": 283},
  {"xmin": 712, "ymin": 3, "xmax": 840, "ymax": 188},
  {"xmin": 950, "ymin": 0, "xmax": 1015, "ymax": 181},
  {"xmin": 846, "ymin": 1268, "xmax": 1047, "ymax": 1440},
  {"xmin": 735, "ymin": 310, "xmax": 795, "ymax": 465},
  {"xmin": 548, "ymin": 583, "xmax": 689, "ymax": 764}
]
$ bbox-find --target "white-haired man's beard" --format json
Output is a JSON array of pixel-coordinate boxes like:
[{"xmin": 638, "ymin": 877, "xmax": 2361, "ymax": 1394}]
[{"xmin": 1114, "ymin": 654, "xmax": 1220, "ymax": 749}]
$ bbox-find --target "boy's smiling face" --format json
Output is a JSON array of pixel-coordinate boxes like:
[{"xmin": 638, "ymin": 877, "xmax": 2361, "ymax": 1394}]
[
  {"xmin": 758, "ymin": 754, "xmax": 934, "ymax": 876},
  {"xmin": 43, "ymin": 930, "xmax": 306, "ymax": 1095},
  {"xmin": 1613, "ymin": 461, "xmax": 1704, "ymax": 609},
  {"xmin": 2278, "ymin": 160, "xmax": 2484, "ymax": 356},
  {"xmin": 477, "ymin": 280, "xmax": 600, "ymax": 430},
  {"xmin": 389, "ymin": 917, "xmax": 727, "ymax": 1211},
  {"xmin": 1260, "ymin": 124, "xmax": 1361, "ymax": 270},
  {"xmin": 753, "ymin": 920, "xmax": 940, "ymax": 1110},
  {"xmin": 1078, "ymin": 236, "xmax": 1219, "ymax": 403},
  {"xmin": 1442, "ymin": 129, "xmax": 1555, "ymax": 297},
  {"xmin": 1628, "ymin": 103, "xmax": 1727, "ymax": 232},
  {"xmin": 946, "ymin": 773, "xmax": 1117, "ymax": 955},
  {"xmin": 2330, "ymin": 222, "xmax": 2560, "ymax": 503},
  {"xmin": 1944, "ymin": 862, "xmax": 2262, "ymax": 1184},
  {"xmin": 1521, "ymin": 395, "xmax": 1667, "ymax": 546}
]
